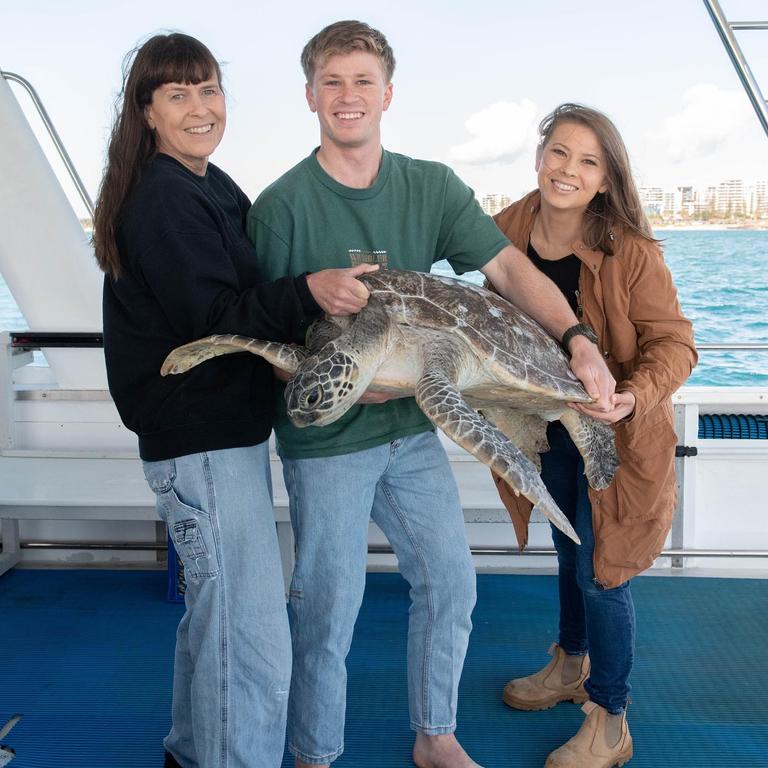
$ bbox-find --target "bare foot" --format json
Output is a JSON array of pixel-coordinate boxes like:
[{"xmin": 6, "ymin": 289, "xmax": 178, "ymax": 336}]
[
  {"xmin": 295, "ymin": 760, "xmax": 329, "ymax": 768},
  {"xmin": 412, "ymin": 733, "xmax": 483, "ymax": 768}
]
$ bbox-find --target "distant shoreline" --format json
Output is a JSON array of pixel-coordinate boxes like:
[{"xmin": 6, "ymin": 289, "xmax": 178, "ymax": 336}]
[{"xmin": 652, "ymin": 223, "xmax": 768, "ymax": 232}]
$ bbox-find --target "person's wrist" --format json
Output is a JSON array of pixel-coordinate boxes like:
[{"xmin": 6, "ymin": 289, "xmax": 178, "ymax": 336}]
[{"xmin": 561, "ymin": 323, "xmax": 598, "ymax": 356}]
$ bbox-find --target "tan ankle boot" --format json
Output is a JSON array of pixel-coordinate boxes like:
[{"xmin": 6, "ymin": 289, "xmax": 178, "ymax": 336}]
[
  {"xmin": 503, "ymin": 643, "xmax": 589, "ymax": 710},
  {"xmin": 545, "ymin": 701, "xmax": 633, "ymax": 768}
]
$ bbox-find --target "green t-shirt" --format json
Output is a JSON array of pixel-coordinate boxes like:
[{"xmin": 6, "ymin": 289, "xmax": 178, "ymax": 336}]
[{"xmin": 247, "ymin": 148, "xmax": 510, "ymax": 459}]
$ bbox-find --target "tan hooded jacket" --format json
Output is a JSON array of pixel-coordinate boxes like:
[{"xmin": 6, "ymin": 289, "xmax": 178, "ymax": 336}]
[{"xmin": 492, "ymin": 191, "xmax": 697, "ymax": 587}]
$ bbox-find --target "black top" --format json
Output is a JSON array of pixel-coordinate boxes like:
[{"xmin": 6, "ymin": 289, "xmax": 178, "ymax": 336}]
[
  {"xmin": 103, "ymin": 153, "xmax": 321, "ymax": 461},
  {"xmin": 526, "ymin": 239, "xmax": 581, "ymax": 316}
]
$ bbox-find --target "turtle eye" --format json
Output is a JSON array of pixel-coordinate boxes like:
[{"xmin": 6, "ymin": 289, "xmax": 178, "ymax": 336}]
[{"xmin": 304, "ymin": 386, "xmax": 322, "ymax": 408}]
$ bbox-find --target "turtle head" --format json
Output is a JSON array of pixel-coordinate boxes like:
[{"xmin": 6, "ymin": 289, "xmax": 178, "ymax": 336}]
[{"xmin": 285, "ymin": 348, "xmax": 362, "ymax": 427}]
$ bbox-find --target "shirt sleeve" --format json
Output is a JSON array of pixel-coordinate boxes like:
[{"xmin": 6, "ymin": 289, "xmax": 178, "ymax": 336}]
[
  {"xmin": 132, "ymin": 218, "xmax": 318, "ymax": 344},
  {"xmin": 437, "ymin": 168, "xmax": 510, "ymax": 274},
  {"xmin": 246, "ymin": 206, "xmax": 294, "ymax": 283}
]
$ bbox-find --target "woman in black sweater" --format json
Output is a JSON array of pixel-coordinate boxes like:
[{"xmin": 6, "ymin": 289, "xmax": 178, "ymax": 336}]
[{"xmin": 93, "ymin": 33, "xmax": 375, "ymax": 768}]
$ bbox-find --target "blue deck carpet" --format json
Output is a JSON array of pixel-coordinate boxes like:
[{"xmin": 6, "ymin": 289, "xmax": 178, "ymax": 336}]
[{"xmin": 0, "ymin": 569, "xmax": 766, "ymax": 767}]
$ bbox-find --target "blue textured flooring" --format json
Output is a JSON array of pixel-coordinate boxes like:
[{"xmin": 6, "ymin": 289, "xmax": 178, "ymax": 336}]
[{"xmin": 0, "ymin": 569, "xmax": 766, "ymax": 767}]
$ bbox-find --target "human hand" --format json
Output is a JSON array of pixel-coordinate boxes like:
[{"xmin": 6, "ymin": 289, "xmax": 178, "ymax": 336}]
[
  {"xmin": 570, "ymin": 391, "xmax": 636, "ymax": 424},
  {"xmin": 566, "ymin": 336, "xmax": 616, "ymax": 411},
  {"xmin": 306, "ymin": 263, "xmax": 379, "ymax": 316}
]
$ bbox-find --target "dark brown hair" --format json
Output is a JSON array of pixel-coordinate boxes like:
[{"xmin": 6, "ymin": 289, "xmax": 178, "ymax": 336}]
[
  {"xmin": 93, "ymin": 33, "xmax": 222, "ymax": 277},
  {"xmin": 301, "ymin": 20, "xmax": 396, "ymax": 84},
  {"xmin": 538, "ymin": 103, "xmax": 656, "ymax": 255}
]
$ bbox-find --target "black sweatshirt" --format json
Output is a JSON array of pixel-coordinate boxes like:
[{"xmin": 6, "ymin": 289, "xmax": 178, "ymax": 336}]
[{"xmin": 103, "ymin": 153, "xmax": 321, "ymax": 461}]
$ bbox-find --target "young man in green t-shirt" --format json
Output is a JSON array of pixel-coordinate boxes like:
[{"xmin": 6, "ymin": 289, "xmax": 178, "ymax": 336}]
[{"xmin": 248, "ymin": 20, "xmax": 614, "ymax": 768}]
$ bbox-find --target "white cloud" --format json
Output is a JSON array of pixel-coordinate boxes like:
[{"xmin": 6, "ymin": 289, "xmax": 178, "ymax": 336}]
[
  {"xmin": 654, "ymin": 84, "xmax": 753, "ymax": 163},
  {"xmin": 448, "ymin": 99, "xmax": 538, "ymax": 165}
]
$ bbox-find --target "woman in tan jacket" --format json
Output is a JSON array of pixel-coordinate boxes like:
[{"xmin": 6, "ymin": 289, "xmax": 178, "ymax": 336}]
[{"xmin": 492, "ymin": 104, "xmax": 696, "ymax": 768}]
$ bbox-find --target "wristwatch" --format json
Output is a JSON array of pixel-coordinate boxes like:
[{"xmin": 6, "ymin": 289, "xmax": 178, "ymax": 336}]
[{"xmin": 561, "ymin": 323, "xmax": 598, "ymax": 354}]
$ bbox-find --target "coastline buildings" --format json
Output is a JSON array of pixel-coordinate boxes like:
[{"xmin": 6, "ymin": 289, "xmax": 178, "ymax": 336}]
[
  {"xmin": 479, "ymin": 180, "xmax": 767, "ymax": 224},
  {"xmin": 636, "ymin": 179, "xmax": 767, "ymax": 222},
  {"xmin": 480, "ymin": 193, "xmax": 512, "ymax": 217}
]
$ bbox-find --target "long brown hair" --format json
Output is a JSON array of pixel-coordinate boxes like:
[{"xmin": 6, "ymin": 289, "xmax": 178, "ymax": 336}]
[
  {"xmin": 93, "ymin": 33, "xmax": 222, "ymax": 277},
  {"xmin": 537, "ymin": 103, "xmax": 656, "ymax": 255}
]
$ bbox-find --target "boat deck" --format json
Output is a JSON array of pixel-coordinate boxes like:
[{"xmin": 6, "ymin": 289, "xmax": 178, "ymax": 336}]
[{"xmin": 1, "ymin": 568, "xmax": 766, "ymax": 767}]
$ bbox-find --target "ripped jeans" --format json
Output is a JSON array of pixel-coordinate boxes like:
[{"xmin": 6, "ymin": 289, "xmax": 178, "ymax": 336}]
[{"xmin": 143, "ymin": 442, "xmax": 291, "ymax": 768}]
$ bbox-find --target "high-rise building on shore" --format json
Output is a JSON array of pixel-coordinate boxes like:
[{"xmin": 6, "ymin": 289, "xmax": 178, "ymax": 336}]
[
  {"xmin": 480, "ymin": 193, "xmax": 512, "ymax": 216},
  {"xmin": 482, "ymin": 179, "xmax": 767, "ymax": 221}
]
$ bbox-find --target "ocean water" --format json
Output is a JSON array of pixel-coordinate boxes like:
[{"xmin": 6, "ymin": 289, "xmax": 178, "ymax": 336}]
[
  {"xmin": 434, "ymin": 229, "xmax": 768, "ymax": 388},
  {"xmin": 0, "ymin": 230, "xmax": 765, "ymax": 386}
]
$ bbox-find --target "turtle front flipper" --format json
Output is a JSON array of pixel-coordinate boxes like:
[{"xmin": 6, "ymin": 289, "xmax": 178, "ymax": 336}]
[
  {"xmin": 558, "ymin": 408, "xmax": 619, "ymax": 489},
  {"xmin": 161, "ymin": 334, "xmax": 308, "ymax": 376},
  {"xmin": 414, "ymin": 342, "xmax": 579, "ymax": 544}
]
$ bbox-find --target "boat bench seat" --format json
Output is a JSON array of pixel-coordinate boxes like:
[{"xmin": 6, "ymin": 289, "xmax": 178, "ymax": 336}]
[
  {"xmin": 0, "ymin": 453, "xmax": 291, "ymax": 582},
  {"xmin": 0, "ymin": 446, "xmax": 516, "ymax": 586}
]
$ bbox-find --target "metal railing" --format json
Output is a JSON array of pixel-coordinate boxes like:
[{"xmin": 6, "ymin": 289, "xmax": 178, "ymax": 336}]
[
  {"xmin": 696, "ymin": 343, "xmax": 768, "ymax": 351},
  {"xmin": 13, "ymin": 541, "xmax": 768, "ymax": 559},
  {"xmin": 1, "ymin": 70, "xmax": 94, "ymax": 218},
  {"xmin": 703, "ymin": 0, "xmax": 768, "ymax": 138}
]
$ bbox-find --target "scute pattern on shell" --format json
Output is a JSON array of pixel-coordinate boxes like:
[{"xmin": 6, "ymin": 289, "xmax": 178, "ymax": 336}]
[{"xmin": 359, "ymin": 270, "xmax": 588, "ymax": 403}]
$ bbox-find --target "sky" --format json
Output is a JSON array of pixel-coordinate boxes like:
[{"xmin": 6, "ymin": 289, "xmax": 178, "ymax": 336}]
[{"xmin": 2, "ymin": 0, "xmax": 768, "ymax": 218}]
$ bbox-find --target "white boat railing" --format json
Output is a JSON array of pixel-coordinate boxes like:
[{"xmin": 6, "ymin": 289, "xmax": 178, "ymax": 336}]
[
  {"xmin": 0, "ymin": 70, "xmax": 94, "ymax": 217},
  {"xmin": 703, "ymin": 0, "xmax": 768, "ymax": 138},
  {"xmin": 0, "ymin": 334, "xmax": 766, "ymax": 576}
]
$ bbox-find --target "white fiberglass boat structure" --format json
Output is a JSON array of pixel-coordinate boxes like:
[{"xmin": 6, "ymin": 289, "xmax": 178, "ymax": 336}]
[{"xmin": 0, "ymin": 0, "xmax": 766, "ymax": 583}]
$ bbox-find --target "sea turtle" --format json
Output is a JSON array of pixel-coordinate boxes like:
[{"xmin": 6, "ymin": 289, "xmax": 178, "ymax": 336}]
[{"xmin": 162, "ymin": 270, "xmax": 618, "ymax": 543}]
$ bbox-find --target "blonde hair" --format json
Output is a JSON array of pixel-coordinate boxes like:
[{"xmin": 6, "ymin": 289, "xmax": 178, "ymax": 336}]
[
  {"xmin": 301, "ymin": 20, "xmax": 395, "ymax": 83},
  {"xmin": 538, "ymin": 103, "xmax": 656, "ymax": 255}
]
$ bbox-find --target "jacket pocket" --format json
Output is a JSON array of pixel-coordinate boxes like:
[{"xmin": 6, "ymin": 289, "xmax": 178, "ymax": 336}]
[{"xmin": 614, "ymin": 416, "xmax": 677, "ymax": 523}]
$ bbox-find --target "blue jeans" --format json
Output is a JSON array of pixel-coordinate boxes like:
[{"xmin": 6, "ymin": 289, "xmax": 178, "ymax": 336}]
[
  {"xmin": 143, "ymin": 443, "xmax": 291, "ymax": 768},
  {"xmin": 542, "ymin": 423, "xmax": 635, "ymax": 715},
  {"xmin": 282, "ymin": 430, "xmax": 476, "ymax": 764}
]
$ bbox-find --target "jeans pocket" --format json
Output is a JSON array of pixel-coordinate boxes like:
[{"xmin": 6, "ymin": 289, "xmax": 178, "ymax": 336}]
[
  {"xmin": 162, "ymin": 488, "xmax": 221, "ymax": 580},
  {"xmin": 144, "ymin": 458, "xmax": 221, "ymax": 581}
]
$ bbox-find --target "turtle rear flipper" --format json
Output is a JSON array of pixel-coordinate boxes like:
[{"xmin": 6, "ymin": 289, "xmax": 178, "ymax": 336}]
[
  {"xmin": 558, "ymin": 408, "xmax": 619, "ymax": 489},
  {"xmin": 414, "ymin": 342, "xmax": 580, "ymax": 544},
  {"xmin": 161, "ymin": 334, "xmax": 307, "ymax": 376}
]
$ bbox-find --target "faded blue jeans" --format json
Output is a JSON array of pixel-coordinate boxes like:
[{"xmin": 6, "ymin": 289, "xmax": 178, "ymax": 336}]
[
  {"xmin": 282, "ymin": 430, "xmax": 476, "ymax": 764},
  {"xmin": 143, "ymin": 442, "xmax": 291, "ymax": 768},
  {"xmin": 543, "ymin": 422, "xmax": 635, "ymax": 715}
]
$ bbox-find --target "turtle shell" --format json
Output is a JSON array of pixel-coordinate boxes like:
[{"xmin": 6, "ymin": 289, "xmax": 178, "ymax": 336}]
[{"xmin": 360, "ymin": 269, "xmax": 589, "ymax": 404}]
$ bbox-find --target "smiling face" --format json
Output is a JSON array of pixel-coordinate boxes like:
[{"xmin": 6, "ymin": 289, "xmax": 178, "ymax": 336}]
[
  {"xmin": 305, "ymin": 50, "xmax": 392, "ymax": 152},
  {"xmin": 536, "ymin": 121, "xmax": 609, "ymax": 213},
  {"xmin": 145, "ymin": 79, "xmax": 226, "ymax": 175}
]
